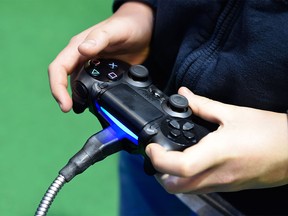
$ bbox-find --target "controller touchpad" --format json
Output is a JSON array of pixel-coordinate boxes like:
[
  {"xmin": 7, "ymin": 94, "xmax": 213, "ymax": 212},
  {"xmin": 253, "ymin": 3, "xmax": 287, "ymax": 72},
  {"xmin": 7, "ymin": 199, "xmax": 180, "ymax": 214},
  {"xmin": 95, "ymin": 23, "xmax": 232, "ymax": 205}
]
[{"xmin": 101, "ymin": 84, "xmax": 163, "ymax": 133}]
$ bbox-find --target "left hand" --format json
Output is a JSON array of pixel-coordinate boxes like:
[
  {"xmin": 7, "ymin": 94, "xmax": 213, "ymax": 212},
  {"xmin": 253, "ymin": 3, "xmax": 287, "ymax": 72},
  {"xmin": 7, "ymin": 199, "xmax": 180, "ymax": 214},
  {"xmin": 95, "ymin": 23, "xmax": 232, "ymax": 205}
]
[
  {"xmin": 48, "ymin": 2, "xmax": 153, "ymax": 112},
  {"xmin": 145, "ymin": 87, "xmax": 288, "ymax": 194}
]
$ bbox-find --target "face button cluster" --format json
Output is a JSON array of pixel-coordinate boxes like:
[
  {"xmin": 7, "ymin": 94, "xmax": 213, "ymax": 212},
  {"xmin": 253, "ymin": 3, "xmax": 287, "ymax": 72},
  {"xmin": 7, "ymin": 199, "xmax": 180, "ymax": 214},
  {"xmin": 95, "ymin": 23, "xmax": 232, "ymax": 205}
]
[{"xmin": 85, "ymin": 59, "xmax": 130, "ymax": 82}]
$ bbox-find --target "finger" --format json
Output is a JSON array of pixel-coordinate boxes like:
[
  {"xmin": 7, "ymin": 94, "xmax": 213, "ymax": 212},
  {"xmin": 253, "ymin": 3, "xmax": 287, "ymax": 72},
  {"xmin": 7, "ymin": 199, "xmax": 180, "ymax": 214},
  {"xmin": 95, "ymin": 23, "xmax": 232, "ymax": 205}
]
[
  {"xmin": 178, "ymin": 87, "xmax": 232, "ymax": 124},
  {"xmin": 155, "ymin": 168, "xmax": 236, "ymax": 194},
  {"xmin": 48, "ymin": 23, "xmax": 112, "ymax": 112},
  {"xmin": 155, "ymin": 173, "xmax": 211, "ymax": 194},
  {"xmin": 78, "ymin": 17, "xmax": 132, "ymax": 57},
  {"xmin": 48, "ymin": 39, "xmax": 87, "ymax": 112},
  {"xmin": 48, "ymin": 65, "xmax": 72, "ymax": 112},
  {"xmin": 146, "ymin": 144, "xmax": 189, "ymax": 176},
  {"xmin": 78, "ymin": 2, "xmax": 153, "ymax": 57},
  {"xmin": 78, "ymin": 26, "xmax": 111, "ymax": 57},
  {"xmin": 146, "ymin": 137, "xmax": 222, "ymax": 177}
]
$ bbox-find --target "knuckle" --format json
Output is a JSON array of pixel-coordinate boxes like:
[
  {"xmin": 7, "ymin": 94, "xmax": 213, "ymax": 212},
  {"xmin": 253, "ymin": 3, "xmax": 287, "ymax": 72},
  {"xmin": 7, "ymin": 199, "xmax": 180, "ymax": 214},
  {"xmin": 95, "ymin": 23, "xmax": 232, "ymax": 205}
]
[
  {"xmin": 48, "ymin": 62, "xmax": 55, "ymax": 75},
  {"xmin": 69, "ymin": 34, "xmax": 82, "ymax": 45}
]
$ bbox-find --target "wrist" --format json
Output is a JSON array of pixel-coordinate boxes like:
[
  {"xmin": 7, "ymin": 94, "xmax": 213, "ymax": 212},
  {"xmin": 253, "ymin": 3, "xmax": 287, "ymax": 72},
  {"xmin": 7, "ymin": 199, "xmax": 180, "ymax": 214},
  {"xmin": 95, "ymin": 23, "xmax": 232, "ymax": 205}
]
[
  {"xmin": 113, "ymin": 0, "xmax": 156, "ymax": 12},
  {"xmin": 114, "ymin": 1, "xmax": 154, "ymax": 20}
]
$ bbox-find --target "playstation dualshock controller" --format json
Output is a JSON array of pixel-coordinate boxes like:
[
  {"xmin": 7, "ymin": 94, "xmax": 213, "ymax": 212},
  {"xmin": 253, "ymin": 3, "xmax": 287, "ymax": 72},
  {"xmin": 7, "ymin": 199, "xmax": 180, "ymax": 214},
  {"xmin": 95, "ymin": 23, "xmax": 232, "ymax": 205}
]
[
  {"xmin": 35, "ymin": 59, "xmax": 222, "ymax": 216},
  {"xmin": 70, "ymin": 58, "xmax": 209, "ymax": 175}
]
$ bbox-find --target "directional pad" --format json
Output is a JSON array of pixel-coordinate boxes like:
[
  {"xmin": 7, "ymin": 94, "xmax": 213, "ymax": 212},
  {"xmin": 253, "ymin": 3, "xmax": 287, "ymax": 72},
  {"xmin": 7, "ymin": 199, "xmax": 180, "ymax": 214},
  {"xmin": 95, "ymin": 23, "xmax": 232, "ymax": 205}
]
[
  {"xmin": 183, "ymin": 131, "xmax": 195, "ymax": 140},
  {"xmin": 170, "ymin": 129, "xmax": 181, "ymax": 138},
  {"xmin": 161, "ymin": 118, "xmax": 198, "ymax": 147},
  {"xmin": 169, "ymin": 120, "xmax": 180, "ymax": 129},
  {"xmin": 183, "ymin": 122, "xmax": 194, "ymax": 131}
]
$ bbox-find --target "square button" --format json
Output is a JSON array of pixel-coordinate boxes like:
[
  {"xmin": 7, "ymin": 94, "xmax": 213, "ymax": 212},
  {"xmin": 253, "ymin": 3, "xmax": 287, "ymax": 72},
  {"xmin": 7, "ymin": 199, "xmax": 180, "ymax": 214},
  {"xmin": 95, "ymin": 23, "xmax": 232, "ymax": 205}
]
[{"xmin": 107, "ymin": 72, "xmax": 118, "ymax": 80}]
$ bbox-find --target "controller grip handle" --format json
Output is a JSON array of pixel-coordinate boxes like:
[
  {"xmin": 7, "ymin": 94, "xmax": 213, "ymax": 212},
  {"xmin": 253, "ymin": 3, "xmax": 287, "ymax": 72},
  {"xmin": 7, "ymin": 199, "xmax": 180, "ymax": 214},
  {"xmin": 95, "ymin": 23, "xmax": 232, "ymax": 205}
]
[
  {"xmin": 72, "ymin": 81, "xmax": 88, "ymax": 114},
  {"xmin": 72, "ymin": 97, "xmax": 87, "ymax": 114},
  {"xmin": 144, "ymin": 156, "xmax": 158, "ymax": 175}
]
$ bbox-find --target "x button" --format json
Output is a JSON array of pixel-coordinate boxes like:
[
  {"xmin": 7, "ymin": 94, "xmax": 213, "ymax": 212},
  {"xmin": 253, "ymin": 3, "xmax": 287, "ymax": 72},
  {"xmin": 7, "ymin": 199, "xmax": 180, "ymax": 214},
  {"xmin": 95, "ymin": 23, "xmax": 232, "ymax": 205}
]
[{"xmin": 108, "ymin": 62, "xmax": 118, "ymax": 70}]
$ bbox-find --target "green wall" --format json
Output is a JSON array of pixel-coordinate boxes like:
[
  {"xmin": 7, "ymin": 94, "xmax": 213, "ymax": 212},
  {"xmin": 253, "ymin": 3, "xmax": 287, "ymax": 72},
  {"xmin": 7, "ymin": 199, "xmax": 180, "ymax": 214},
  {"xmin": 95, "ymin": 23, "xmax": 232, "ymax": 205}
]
[{"xmin": 0, "ymin": 1, "xmax": 119, "ymax": 215}]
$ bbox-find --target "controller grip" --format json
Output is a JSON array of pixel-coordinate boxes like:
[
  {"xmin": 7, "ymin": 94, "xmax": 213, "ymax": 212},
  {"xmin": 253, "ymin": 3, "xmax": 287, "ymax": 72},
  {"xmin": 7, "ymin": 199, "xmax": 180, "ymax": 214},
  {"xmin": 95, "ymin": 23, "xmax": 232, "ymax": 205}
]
[
  {"xmin": 144, "ymin": 156, "xmax": 157, "ymax": 175},
  {"xmin": 72, "ymin": 81, "xmax": 88, "ymax": 114},
  {"xmin": 72, "ymin": 98, "xmax": 87, "ymax": 114}
]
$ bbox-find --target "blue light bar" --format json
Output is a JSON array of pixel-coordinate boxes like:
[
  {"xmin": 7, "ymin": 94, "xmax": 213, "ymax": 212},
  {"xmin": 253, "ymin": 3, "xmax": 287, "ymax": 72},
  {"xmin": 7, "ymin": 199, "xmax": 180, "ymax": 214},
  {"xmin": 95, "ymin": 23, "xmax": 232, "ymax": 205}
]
[{"xmin": 98, "ymin": 105, "xmax": 138, "ymax": 145}]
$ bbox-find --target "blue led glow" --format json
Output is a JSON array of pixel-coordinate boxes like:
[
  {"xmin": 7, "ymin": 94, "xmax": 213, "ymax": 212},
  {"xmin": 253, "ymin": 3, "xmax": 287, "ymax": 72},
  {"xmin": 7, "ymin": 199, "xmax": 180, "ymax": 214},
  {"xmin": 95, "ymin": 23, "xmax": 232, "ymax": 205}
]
[{"xmin": 96, "ymin": 104, "xmax": 138, "ymax": 145}]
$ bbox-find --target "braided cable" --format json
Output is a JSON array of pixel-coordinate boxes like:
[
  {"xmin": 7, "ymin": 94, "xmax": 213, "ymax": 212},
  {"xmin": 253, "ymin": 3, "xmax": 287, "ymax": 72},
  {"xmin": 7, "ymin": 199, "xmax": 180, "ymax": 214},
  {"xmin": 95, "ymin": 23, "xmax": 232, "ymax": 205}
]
[{"xmin": 35, "ymin": 174, "xmax": 66, "ymax": 216}]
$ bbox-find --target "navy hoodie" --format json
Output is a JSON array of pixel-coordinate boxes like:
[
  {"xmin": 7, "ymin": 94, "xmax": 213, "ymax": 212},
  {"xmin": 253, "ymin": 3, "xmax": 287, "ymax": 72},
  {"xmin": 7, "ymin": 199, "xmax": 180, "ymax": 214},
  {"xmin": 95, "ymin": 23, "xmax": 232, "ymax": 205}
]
[{"xmin": 113, "ymin": 0, "xmax": 288, "ymax": 215}]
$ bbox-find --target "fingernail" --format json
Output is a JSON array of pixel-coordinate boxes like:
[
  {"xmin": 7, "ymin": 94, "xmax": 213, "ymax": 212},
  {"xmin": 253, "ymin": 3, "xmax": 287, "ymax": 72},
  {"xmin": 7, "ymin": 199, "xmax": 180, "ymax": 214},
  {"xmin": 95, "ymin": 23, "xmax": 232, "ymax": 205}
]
[
  {"xmin": 182, "ymin": 87, "xmax": 191, "ymax": 94},
  {"xmin": 158, "ymin": 173, "xmax": 170, "ymax": 181},
  {"xmin": 164, "ymin": 175, "xmax": 179, "ymax": 186},
  {"xmin": 179, "ymin": 87, "xmax": 194, "ymax": 96},
  {"xmin": 156, "ymin": 174, "xmax": 178, "ymax": 187},
  {"xmin": 145, "ymin": 145, "xmax": 152, "ymax": 157}
]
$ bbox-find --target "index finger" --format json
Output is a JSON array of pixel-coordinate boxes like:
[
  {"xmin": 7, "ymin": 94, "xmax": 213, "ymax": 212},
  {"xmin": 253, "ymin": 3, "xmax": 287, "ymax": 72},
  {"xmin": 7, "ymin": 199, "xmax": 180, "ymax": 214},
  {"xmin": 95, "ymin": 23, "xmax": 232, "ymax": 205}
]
[
  {"xmin": 146, "ymin": 134, "xmax": 222, "ymax": 177},
  {"xmin": 48, "ymin": 34, "xmax": 89, "ymax": 112}
]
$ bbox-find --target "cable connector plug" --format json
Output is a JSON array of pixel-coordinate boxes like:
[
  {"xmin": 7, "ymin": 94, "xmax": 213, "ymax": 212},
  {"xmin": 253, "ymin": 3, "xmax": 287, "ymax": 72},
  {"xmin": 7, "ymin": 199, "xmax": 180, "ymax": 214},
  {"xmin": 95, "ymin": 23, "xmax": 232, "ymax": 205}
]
[{"xmin": 60, "ymin": 126, "xmax": 122, "ymax": 182}]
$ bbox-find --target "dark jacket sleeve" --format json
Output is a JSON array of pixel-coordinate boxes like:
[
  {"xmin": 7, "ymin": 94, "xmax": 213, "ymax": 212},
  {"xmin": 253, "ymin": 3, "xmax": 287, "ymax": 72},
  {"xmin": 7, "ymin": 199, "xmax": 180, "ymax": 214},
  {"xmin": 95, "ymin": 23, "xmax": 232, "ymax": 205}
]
[{"xmin": 113, "ymin": 0, "xmax": 157, "ymax": 12}]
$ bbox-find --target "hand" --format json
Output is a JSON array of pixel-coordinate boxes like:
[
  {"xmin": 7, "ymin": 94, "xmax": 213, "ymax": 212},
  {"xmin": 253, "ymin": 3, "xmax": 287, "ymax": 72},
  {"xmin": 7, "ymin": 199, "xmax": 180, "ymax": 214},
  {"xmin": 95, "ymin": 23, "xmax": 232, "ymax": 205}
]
[
  {"xmin": 48, "ymin": 2, "xmax": 153, "ymax": 112},
  {"xmin": 146, "ymin": 87, "xmax": 288, "ymax": 194}
]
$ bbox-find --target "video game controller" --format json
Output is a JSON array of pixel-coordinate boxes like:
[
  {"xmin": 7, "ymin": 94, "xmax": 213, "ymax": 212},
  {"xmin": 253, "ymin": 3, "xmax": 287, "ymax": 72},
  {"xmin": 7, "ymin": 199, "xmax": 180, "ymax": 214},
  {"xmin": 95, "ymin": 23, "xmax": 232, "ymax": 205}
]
[{"xmin": 70, "ymin": 58, "xmax": 209, "ymax": 175}]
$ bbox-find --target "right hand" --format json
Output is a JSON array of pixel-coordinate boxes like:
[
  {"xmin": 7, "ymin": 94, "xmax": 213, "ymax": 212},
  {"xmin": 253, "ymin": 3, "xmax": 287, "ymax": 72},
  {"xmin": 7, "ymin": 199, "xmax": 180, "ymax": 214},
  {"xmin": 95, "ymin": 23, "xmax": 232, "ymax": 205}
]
[
  {"xmin": 48, "ymin": 2, "xmax": 154, "ymax": 112},
  {"xmin": 146, "ymin": 87, "xmax": 288, "ymax": 194}
]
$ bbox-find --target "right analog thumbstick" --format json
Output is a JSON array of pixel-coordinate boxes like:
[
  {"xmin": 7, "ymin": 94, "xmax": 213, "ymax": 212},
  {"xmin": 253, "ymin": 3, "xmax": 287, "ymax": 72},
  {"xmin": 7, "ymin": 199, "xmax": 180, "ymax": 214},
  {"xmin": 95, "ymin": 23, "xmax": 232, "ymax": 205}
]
[
  {"xmin": 129, "ymin": 65, "xmax": 149, "ymax": 81},
  {"xmin": 168, "ymin": 94, "xmax": 189, "ymax": 112}
]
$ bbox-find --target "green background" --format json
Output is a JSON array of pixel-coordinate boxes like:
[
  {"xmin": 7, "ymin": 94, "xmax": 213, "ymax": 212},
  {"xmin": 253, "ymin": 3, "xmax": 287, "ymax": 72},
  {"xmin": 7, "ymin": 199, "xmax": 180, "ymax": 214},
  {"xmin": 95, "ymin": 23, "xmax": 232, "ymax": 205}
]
[{"xmin": 0, "ymin": 0, "xmax": 119, "ymax": 215}]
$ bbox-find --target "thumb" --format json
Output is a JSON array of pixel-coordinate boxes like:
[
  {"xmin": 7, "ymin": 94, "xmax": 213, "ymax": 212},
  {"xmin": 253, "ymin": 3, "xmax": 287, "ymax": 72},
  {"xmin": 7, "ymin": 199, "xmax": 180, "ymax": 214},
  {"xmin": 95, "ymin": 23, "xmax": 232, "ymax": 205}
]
[
  {"xmin": 178, "ymin": 87, "xmax": 229, "ymax": 124},
  {"xmin": 78, "ymin": 24, "xmax": 111, "ymax": 57}
]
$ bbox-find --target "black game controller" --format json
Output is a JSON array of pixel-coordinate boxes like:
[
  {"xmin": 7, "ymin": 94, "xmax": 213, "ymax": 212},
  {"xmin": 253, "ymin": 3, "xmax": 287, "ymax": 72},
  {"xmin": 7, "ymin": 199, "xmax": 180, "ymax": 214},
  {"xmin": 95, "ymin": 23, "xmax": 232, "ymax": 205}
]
[{"xmin": 70, "ymin": 58, "xmax": 209, "ymax": 175}]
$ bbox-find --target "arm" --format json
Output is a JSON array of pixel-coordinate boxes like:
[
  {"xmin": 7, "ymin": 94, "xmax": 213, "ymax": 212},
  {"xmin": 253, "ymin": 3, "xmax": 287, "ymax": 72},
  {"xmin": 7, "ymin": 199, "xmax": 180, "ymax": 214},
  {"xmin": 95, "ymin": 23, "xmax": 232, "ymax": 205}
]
[
  {"xmin": 146, "ymin": 87, "xmax": 288, "ymax": 194},
  {"xmin": 48, "ymin": 1, "xmax": 154, "ymax": 112}
]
